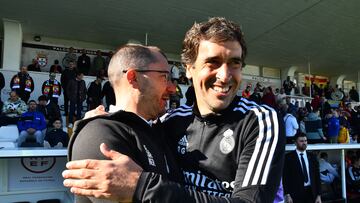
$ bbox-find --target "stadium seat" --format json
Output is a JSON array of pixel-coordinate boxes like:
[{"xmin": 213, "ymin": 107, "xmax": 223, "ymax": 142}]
[{"xmin": 0, "ymin": 125, "xmax": 19, "ymax": 148}]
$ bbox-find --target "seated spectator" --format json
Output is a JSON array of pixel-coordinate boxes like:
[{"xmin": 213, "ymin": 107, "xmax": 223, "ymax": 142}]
[
  {"xmin": 0, "ymin": 91, "xmax": 27, "ymax": 126},
  {"xmin": 304, "ymin": 108, "xmax": 327, "ymax": 143},
  {"xmin": 37, "ymin": 95, "xmax": 61, "ymax": 127},
  {"xmin": 87, "ymin": 75, "xmax": 103, "ymax": 110},
  {"xmin": 283, "ymin": 104, "xmax": 299, "ymax": 144},
  {"xmin": 347, "ymin": 156, "xmax": 360, "ymax": 193},
  {"xmin": 350, "ymin": 134, "xmax": 359, "ymax": 144},
  {"xmin": 43, "ymin": 119, "xmax": 68, "ymax": 148},
  {"xmin": 49, "ymin": 59, "xmax": 62, "ymax": 73},
  {"xmin": 17, "ymin": 100, "xmax": 46, "ymax": 147},
  {"xmin": 319, "ymin": 152, "xmax": 339, "ymax": 184}
]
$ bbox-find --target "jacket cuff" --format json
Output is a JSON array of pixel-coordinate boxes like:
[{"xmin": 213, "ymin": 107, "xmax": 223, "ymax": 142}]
[{"xmin": 133, "ymin": 172, "xmax": 150, "ymax": 202}]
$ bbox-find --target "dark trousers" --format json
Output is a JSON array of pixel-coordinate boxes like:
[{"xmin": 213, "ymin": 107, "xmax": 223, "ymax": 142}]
[
  {"xmin": 69, "ymin": 100, "xmax": 82, "ymax": 124},
  {"xmin": 63, "ymin": 92, "xmax": 69, "ymax": 116},
  {"xmin": 293, "ymin": 186, "xmax": 315, "ymax": 203}
]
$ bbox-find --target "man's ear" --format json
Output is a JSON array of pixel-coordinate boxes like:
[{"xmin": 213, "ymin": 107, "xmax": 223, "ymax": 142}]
[
  {"xmin": 126, "ymin": 68, "xmax": 137, "ymax": 83},
  {"xmin": 185, "ymin": 64, "xmax": 193, "ymax": 79}
]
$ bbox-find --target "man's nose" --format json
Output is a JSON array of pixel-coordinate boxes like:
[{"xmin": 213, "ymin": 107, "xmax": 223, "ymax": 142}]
[
  {"xmin": 216, "ymin": 64, "xmax": 232, "ymax": 82},
  {"xmin": 167, "ymin": 80, "xmax": 176, "ymax": 94}
]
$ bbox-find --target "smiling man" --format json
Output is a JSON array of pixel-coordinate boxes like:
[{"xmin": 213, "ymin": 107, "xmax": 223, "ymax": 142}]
[{"xmin": 64, "ymin": 17, "xmax": 285, "ymax": 203}]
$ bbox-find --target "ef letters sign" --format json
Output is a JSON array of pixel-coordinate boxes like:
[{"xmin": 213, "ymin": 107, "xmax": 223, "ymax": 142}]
[
  {"xmin": 21, "ymin": 157, "xmax": 56, "ymax": 173},
  {"xmin": 8, "ymin": 157, "xmax": 66, "ymax": 191}
]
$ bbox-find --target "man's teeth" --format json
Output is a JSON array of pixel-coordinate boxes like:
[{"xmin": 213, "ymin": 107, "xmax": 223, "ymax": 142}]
[{"xmin": 213, "ymin": 86, "xmax": 230, "ymax": 93}]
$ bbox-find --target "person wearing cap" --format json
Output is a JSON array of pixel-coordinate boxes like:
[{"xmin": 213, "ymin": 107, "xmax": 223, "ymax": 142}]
[{"xmin": 42, "ymin": 72, "xmax": 62, "ymax": 104}]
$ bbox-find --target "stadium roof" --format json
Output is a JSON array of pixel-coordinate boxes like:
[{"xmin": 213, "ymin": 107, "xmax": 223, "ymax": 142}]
[{"xmin": 1, "ymin": 0, "xmax": 360, "ymax": 81}]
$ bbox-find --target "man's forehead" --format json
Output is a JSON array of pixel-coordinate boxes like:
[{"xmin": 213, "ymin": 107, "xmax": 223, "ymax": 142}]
[{"xmin": 197, "ymin": 40, "xmax": 242, "ymax": 58}]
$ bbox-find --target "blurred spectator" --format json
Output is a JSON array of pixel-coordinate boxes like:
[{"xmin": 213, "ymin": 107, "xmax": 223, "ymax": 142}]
[
  {"xmin": 0, "ymin": 71, "xmax": 4, "ymax": 107},
  {"xmin": 105, "ymin": 51, "xmax": 113, "ymax": 76},
  {"xmin": 311, "ymin": 94, "xmax": 321, "ymax": 111},
  {"xmin": 283, "ymin": 104, "xmax": 299, "ymax": 144},
  {"xmin": 338, "ymin": 123, "xmax": 350, "ymax": 143},
  {"xmin": 349, "ymin": 86, "xmax": 359, "ymax": 102},
  {"xmin": 184, "ymin": 84, "xmax": 195, "ymax": 107},
  {"xmin": 319, "ymin": 152, "xmax": 339, "ymax": 184},
  {"xmin": 324, "ymin": 82, "xmax": 334, "ymax": 100},
  {"xmin": 302, "ymin": 83, "xmax": 310, "ymax": 96},
  {"xmin": 37, "ymin": 95, "xmax": 61, "ymax": 127},
  {"xmin": 178, "ymin": 72, "xmax": 189, "ymax": 85},
  {"xmin": 275, "ymin": 88, "xmax": 287, "ymax": 106},
  {"xmin": 241, "ymin": 84, "xmax": 251, "ymax": 99},
  {"xmin": 49, "ymin": 59, "xmax": 62, "ymax": 73},
  {"xmin": 60, "ymin": 61, "xmax": 76, "ymax": 116},
  {"xmin": 249, "ymin": 87, "xmax": 261, "ymax": 105},
  {"xmin": 350, "ymin": 106, "xmax": 360, "ymax": 135},
  {"xmin": 90, "ymin": 50, "xmax": 105, "ymax": 76},
  {"xmin": 42, "ymin": 72, "xmax": 62, "ymax": 104},
  {"xmin": 10, "ymin": 66, "xmax": 34, "ymax": 103},
  {"xmin": 262, "ymin": 86, "xmax": 276, "ymax": 108},
  {"xmin": 347, "ymin": 156, "xmax": 360, "ymax": 193},
  {"xmin": 66, "ymin": 72, "xmax": 87, "ymax": 127},
  {"xmin": 101, "ymin": 80, "xmax": 115, "ymax": 111},
  {"xmin": 326, "ymin": 109, "xmax": 340, "ymax": 143},
  {"xmin": 170, "ymin": 64, "xmax": 180, "ymax": 81},
  {"xmin": 283, "ymin": 76, "xmax": 295, "ymax": 95},
  {"xmin": 63, "ymin": 47, "xmax": 77, "ymax": 68},
  {"xmin": 167, "ymin": 101, "xmax": 178, "ymax": 113},
  {"xmin": 17, "ymin": 100, "xmax": 46, "ymax": 147},
  {"xmin": 350, "ymin": 134, "xmax": 358, "ymax": 144},
  {"xmin": 304, "ymin": 108, "xmax": 326, "ymax": 143},
  {"xmin": 169, "ymin": 79, "xmax": 183, "ymax": 108},
  {"xmin": 77, "ymin": 49, "xmax": 91, "ymax": 75},
  {"xmin": 44, "ymin": 119, "xmax": 69, "ymax": 148},
  {"xmin": 27, "ymin": 59, "xmax": 41, "ymax": 72},
  {"xmin": 87, "ymin": 75, "xmax": 103, "ymax": 110},
  {"xmin": 254, "ymin": 82, "xmax": 263, "ymax": 92},
  {"xmin": 0, "ymin": 91, "xmax": 27, "ymax": 126}
]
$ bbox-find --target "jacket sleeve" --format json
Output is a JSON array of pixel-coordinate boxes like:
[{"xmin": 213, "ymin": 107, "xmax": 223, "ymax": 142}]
[
  {"xmin": 70, "ymin": 119, "xmax": 138, "ymax": 203},
  {"xmin": 30, "ymin": 77, "xmax": 35, "ymax": 92},
  {"xmin": 17, "ymin": 113, "xmax": 27, "ymax": 131},
  {"xmin": 134, "ymin": 108, "xmax": 285, "ymax": 203},
  {"xmin": 37, "ymin": 113, "xmax": 47, "ymax": 130},
  {"xmin": 312, "ymin": 154, "xmax": 321, "ymax": 196},
  {"xmin": 41, "ymin": 81, "xmax": 46, "ymax": 95}
]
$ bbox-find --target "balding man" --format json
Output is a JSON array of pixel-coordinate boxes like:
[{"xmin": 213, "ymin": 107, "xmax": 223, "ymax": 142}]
[{"xmin": 67, "ymin": 44, "xmax": 182, "ymax": 203}]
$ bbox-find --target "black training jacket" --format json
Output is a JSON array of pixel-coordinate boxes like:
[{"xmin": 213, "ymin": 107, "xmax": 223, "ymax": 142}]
[
  {"xmin": 134, "ymin": 96, "xmax": 285, "ymax": 203},
  {"xmin": 68, "ymin": 110, "xmax": 183, "ymax": 203}
]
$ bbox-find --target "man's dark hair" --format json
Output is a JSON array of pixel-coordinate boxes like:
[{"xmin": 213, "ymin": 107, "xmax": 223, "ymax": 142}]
[
  {"xmin": 181, "ymin": 17, "xmax": 247, "ymax": 66},
  {"xmin": 38, "ymin": 95, "xmax": 48, "ymax": 102},
  {"xmin": 320, "ymin": 152, "xmax": 328, "ymax": 159},
  {"xmin": 294, "ymin": 132, "xmax": 307, "ymax": 141},
  {"xmin": 28, "ymin": 100, "xmax": 37, "ymax": 105}
]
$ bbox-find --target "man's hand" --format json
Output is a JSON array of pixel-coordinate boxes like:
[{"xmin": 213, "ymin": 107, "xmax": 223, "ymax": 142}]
[
  {"xmin": 62, "ymin": 143, "xmax": 142, "ymax": 202},
  {"xmin": 285, "ymin": 194, "xmax": 293, "ymax": 203},
  {"xmin": 27, "ymin": 128, "xmax": 36, "ymax": 134},
  {"xmin": 315, "ymin": 195, "xmax": 322, "ymax": 203},
  {"xmin": 84, "ymin": 105, "xmax": 108, "ymax": 119}
]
